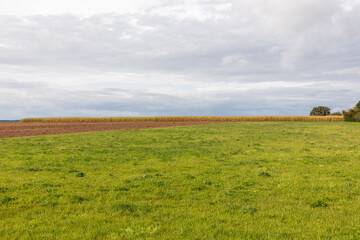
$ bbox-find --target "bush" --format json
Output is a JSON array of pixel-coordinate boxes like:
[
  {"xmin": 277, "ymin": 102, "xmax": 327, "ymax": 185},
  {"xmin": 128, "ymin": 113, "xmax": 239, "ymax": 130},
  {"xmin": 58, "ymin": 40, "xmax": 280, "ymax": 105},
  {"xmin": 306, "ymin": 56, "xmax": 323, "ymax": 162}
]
[{"xmin": 343, "ymin": 101, "xmax": 360, "ymax": 122}]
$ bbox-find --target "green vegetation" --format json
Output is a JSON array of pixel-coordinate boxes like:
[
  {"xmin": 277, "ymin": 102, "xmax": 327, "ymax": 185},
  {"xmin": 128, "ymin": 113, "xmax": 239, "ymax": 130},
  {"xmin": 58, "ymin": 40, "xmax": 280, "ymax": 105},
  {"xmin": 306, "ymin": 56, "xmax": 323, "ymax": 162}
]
[
  {"xmin": 1, "ymin": 122, "xmax": 360, "ymax": 239},
  {"xmin": 310, "ymin": 106, "xmax": 331, "ymax": 116},
  {"xmin": 343, "ymin": 101, "xmax": 360, "ymax": 122},
  {"xmin": 330, "ymin": 112, "xmax": 343, "ymax": 116}
]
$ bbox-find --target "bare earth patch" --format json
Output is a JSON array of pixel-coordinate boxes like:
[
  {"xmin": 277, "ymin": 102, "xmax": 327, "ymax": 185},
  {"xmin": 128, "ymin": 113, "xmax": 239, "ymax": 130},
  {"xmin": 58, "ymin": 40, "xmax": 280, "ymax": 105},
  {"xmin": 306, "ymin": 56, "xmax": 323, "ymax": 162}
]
[{"xmin": 0, "ymin": 122, "xmax": 222, "ymax": 138}]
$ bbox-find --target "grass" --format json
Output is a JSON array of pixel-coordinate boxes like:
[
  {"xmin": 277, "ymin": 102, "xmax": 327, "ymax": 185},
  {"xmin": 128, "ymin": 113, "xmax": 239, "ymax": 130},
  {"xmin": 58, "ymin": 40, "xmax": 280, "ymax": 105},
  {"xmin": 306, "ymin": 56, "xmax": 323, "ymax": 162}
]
[
  {"xmin": 20, "ymin": 115, "xmax": 344, "ymax": 122},
  {"xmin": 1, "ymin": 122, "xmax": 360, "ymax": 239}
]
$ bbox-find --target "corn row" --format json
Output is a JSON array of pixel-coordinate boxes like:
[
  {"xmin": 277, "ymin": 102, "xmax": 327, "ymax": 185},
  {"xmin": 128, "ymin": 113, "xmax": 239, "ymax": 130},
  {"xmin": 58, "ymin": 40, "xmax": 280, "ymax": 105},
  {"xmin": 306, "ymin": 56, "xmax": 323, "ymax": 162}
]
[{"xmin": 20, "ymin": 116, "xmax": 344, "ymax": 123}]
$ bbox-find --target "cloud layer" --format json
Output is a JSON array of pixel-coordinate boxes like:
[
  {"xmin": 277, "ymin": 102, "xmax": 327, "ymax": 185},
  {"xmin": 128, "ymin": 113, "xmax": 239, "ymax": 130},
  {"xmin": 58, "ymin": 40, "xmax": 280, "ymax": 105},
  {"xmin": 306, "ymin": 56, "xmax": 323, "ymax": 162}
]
[{"xmin": 1, "ymin": 0, "xmax": 360, "ymax": 119}]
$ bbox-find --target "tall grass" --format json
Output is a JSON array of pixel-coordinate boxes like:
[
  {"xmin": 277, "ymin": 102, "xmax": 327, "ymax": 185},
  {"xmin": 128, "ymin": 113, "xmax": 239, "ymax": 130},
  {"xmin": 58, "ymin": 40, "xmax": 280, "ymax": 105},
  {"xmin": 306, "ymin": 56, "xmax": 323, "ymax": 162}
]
[{"xmin": 20, "ymin": 116, "xmax": 344, "ymax": 123}]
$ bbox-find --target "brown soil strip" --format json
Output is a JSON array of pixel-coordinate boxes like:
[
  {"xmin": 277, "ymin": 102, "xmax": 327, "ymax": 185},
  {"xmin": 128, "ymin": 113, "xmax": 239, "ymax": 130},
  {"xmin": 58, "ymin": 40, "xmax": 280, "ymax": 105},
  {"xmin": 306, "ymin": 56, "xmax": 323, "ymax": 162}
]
[{"xmin": 0, "ymin": 121, "xmax": 224, "ymax": 139}]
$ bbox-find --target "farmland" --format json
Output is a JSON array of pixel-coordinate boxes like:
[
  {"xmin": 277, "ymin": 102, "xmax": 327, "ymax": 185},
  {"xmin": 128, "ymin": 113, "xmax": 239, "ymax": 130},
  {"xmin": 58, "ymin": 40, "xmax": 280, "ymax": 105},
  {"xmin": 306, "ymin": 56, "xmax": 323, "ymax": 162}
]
[
  {"xmin": 0, "ymin": 121, "xmax": 219, "ymax": 138},
  {"xmin": 21, "ymin": 116, "xmax": 344, "ymax": 123},
  {"xmin": 1, "ymin": 116, "xmax": 344, "ymax": 138},
  {"xmin": 1, "ymin": 121, "xmax": 360, "ymax": 239}
]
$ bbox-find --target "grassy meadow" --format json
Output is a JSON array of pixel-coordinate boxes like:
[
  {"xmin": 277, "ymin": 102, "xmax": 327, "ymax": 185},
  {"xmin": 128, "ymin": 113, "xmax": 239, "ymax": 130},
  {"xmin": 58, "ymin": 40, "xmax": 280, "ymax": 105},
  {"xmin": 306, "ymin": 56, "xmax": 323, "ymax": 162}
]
[{"xmin": 1, "ymin": 122, "xmax": 360, "ymax": 239}]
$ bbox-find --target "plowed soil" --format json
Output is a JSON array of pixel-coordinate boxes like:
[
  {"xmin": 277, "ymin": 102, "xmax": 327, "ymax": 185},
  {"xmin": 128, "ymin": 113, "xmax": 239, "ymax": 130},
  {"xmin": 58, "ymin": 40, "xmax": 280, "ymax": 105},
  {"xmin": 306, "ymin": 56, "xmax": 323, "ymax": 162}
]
[{"xmin": 0, "ymin": 122, "xmax": 222, "ymax": 138}]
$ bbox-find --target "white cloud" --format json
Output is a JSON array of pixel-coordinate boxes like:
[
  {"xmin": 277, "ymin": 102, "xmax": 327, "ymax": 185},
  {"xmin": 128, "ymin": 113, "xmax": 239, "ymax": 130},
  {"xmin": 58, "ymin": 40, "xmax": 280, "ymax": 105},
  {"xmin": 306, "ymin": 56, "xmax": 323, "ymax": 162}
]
[
  {"xmin": 0, "ymin": 0, "xmax": 148, "ymax": 16},
  {"xmin": 232, "ymin": 0, "xmax": 360, "ymax": 68}
]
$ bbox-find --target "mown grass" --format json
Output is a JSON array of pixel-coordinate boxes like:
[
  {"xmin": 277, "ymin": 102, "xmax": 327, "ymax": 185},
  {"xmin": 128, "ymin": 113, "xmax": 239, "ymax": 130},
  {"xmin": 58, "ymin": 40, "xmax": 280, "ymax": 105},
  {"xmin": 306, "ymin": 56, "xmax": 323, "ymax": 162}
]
[
  {"xmin": 20, "ymin": 115, "xmax": 344, "ymax": 122},
  {"xmin": 1, "ymin": 122, "xmax": 360, "ymax": 239}
]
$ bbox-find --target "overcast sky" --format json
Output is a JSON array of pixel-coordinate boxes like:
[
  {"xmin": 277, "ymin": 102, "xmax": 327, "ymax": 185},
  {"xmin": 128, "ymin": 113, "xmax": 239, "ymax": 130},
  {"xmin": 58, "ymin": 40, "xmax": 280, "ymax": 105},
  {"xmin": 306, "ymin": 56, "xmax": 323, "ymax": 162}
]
[{"xmin": 1, "ymin": 0, "xmax": 360, "ymax": 119}]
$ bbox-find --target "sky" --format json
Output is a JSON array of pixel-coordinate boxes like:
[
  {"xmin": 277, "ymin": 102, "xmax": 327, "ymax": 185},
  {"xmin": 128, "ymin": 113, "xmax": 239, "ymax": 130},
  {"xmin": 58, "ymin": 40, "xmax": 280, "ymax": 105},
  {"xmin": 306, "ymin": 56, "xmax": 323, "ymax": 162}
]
[{"xmin": 1, "ymin": 0, "xmax": 360, "ymax": 119}]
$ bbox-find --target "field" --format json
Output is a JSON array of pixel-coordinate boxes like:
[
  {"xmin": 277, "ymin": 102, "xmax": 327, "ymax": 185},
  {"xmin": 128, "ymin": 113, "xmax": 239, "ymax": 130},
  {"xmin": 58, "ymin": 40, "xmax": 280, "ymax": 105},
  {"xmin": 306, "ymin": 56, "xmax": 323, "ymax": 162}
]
[
  {"xmin": 1, "ymin": 122, "xmax": 360, "ymax": 239},
  {"xmin": 0, "ymin": 121, "xmax": 218, "ymax": 138},
  {"xmin": 20, "ymin": 116, "xmax": 344, "ymax": 123},
  {"xmin": 2, "ymin": 116, "xmax": 344, "ymax": 138}
]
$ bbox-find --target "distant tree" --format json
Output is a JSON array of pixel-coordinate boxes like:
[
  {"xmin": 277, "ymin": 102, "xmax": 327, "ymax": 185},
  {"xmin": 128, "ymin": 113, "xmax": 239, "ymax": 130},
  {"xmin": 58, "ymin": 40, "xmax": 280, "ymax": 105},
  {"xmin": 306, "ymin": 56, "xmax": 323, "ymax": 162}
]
[
  {"xmin": 330, "ymin": 112, "xmax": 342, "ymax": 116},
  {"xmin": 310, "ymin": 106, "xmax": 331, "ymax": 116},
  {"xmin": 343, "ymin": 101, "xmax": 360, "ymax": 122}
]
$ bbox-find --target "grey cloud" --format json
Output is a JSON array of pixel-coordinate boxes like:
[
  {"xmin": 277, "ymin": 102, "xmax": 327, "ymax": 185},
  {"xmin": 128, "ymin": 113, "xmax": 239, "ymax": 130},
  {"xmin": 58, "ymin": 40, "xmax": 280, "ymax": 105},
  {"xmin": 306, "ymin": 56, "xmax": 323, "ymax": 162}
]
[
  {"xmin": 1, "ymin": 80, "xmax": 358, "ymax": 119},
  {"xmin": 1, "ymin": 0, "xmax": 360, "ymax": 119},
  {"xmin": 1, "ymin": 1, "xmax": 359, "ymax": 80},
  {"xmin": 0, "ymin": 78, "xmax": 48, "ymax": 88}
]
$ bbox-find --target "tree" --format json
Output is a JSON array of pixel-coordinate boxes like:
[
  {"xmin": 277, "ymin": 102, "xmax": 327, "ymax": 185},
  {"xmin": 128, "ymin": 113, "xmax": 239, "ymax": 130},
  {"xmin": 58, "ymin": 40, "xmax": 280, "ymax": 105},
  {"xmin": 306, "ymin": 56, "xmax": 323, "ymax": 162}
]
[
  {"xmin": 330, "ymin": 112, "xmax": 342, "ymax": 116},
  {"xmin": 310, "ymin": 106, "xmax": 331, "ymax": 116},
  {"xmin": 343, "ymin": 101, "xmax": 360, "ymax": 122}
]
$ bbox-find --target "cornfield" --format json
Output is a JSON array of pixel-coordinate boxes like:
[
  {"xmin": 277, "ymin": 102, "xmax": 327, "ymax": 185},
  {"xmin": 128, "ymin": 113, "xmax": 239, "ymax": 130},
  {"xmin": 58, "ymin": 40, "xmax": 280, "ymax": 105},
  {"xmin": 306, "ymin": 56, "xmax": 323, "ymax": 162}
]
[{"xmin": 20, "ymin": 116, "xmax": 344, "ymax": 123}]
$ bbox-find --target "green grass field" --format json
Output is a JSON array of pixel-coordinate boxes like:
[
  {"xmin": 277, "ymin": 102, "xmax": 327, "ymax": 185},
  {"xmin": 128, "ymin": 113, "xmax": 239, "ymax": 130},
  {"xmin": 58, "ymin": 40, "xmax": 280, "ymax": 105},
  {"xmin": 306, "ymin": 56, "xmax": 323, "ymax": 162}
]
[{"xmin": 1, "ymin": 122, "xmax": 360, "ymax": 239}]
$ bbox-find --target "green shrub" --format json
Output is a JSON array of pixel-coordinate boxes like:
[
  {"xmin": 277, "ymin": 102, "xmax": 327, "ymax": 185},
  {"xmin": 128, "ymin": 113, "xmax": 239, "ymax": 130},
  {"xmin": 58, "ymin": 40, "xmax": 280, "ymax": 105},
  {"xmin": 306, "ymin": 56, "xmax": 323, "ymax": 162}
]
[{"xmin": 343, "ymin": 101, "xmax": 360, "ymax": 122}]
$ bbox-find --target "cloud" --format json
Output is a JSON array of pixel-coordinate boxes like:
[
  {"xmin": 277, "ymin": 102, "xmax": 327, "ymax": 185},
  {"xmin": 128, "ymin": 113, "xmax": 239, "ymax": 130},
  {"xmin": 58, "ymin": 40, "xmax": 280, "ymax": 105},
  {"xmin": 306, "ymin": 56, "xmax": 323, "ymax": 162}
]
[
  {"xmin": 1, "ymin": 78, "xmax": 359, "ymax": 119},
  {"xmin": 323, "ymin": 67, "xmax": 360, "ymax": 76},
  {"xmin": 0, "ymin": 0, "xmax": 148, "ymax": 16},
  {"xmin": 1, "ymin": 1, "xmax": 359, "ymax": 77},
  {"xmin": 0, "ymin": 0, "xmax": 360, "ymax": 119},
  {"xmin": 221, "ymin": 55, "xmax": 247, "ymax": 68},
  {"xmin": 232, "ymin": 0, "xmax": 360, "ymax": 68}
]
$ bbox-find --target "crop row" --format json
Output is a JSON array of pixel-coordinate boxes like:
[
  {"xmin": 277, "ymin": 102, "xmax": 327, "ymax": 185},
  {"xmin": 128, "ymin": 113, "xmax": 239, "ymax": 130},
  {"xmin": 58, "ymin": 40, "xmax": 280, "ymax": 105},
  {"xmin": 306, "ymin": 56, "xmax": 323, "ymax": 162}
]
[{"xmin": 20, "ymin": 116, "xmax": 344, "ymax": 122}]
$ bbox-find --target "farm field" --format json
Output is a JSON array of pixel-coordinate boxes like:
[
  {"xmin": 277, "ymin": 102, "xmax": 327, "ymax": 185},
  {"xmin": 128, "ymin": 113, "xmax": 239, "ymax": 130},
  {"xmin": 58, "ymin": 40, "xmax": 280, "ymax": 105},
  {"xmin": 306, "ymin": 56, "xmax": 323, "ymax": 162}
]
[
  {"xmin": 2, "ymin": 115, "xmax": 343, "ymax": 138},
  {"xmin": 1, "ymin": 122, "xmax": 360, "ymax": 239},
  {"xmin": 0, "ymin": 121, "xmax": 219, "ymax": 138},
  {"xmin": 21, "ymin": 115, "xmax": 344, "ymax": 123}
]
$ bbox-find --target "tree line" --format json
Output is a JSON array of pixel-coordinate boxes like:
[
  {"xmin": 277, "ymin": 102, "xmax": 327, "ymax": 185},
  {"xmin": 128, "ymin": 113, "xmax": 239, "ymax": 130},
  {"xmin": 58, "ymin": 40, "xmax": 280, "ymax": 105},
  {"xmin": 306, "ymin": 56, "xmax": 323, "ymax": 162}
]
[{"xmin": 310, "ymin": 101, "xmax": 360, "ymax": 122}]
